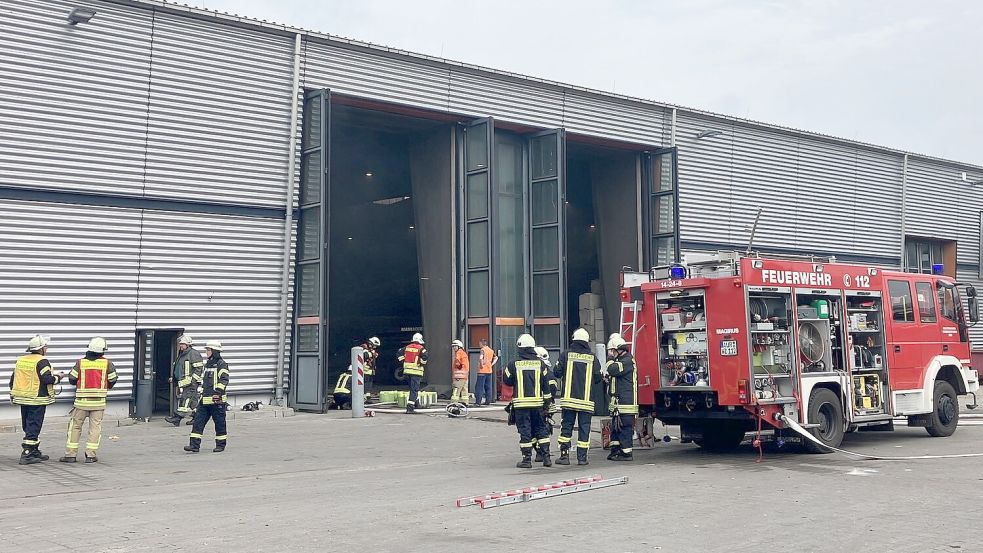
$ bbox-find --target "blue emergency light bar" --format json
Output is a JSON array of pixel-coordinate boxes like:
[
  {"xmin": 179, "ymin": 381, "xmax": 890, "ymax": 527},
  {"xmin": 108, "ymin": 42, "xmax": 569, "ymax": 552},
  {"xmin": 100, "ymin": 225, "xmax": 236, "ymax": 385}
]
[
  {"xmin": 669, "ymin": 265, "xmax": 687, "ymax": 279},
  {"xmin": 932, "ymin": 263, "xmax": 944, "ymax": 275}
]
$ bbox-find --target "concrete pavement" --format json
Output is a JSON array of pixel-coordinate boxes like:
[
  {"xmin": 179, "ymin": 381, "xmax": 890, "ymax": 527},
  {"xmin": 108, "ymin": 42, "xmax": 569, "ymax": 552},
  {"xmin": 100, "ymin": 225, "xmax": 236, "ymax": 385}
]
[{"xmin": 1, "ymin": 407, "xmax": 982, "ymax": 552}]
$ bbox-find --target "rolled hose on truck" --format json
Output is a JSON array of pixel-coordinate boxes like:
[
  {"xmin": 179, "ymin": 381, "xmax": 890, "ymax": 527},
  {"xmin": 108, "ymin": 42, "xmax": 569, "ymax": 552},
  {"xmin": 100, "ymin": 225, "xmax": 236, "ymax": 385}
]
[{"xmin": 776, "ymin": 413, "xmax": 983, "ymax": 460}]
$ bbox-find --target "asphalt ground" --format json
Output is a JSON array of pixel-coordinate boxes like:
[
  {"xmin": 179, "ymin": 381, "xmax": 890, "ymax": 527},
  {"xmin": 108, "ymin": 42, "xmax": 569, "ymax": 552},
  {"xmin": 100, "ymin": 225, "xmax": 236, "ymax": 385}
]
[{"xmin": 1, "ymin": 406, "xmax": 981, "ymax": 552}]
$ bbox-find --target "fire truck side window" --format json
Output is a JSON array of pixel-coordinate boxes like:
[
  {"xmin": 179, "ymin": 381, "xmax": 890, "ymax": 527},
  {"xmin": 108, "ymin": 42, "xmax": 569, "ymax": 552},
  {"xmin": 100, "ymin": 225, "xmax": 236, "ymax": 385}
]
[
  {"xmin": 938, "ymin": 282, "xmax": 958, "ymax": 323},
  {"xmin": 914, "ymin": 282, "xmax": 937, "ymax": 323},
  {"xmin": 888, "ymin": 280, "xmax": 915, "ymax": 323}
]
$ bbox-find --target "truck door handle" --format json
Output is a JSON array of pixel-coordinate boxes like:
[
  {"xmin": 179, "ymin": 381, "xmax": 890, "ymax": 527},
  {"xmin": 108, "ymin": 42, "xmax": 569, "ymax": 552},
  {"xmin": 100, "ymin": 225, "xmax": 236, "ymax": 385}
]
[
  {"xmin": 943, "ymin": 344, "xmax": 949, "ymax": 352},
  {"xmin": 894, "ymin": 345, "xmax": 902, "ymax": 353}
]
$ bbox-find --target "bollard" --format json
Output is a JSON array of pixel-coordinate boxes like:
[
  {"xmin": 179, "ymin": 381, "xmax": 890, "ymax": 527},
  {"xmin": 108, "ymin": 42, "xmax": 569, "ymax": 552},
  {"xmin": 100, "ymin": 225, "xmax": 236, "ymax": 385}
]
[{"xmin": 351, "ymin": 346, "xmax": 365, "ymax": 418}]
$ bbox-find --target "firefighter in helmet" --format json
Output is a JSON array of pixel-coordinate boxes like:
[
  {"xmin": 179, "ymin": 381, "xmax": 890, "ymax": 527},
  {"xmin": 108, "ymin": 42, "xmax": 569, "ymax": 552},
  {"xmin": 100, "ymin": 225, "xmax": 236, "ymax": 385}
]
[
  {"xmin": 397, "ymin": 333, "xmax": 428, "ymax": 413},
  {"xmin": 185, "ymin": 340, "xmax": 230, "ymax": 453},
  {"xmin": 60, "ymin": 337, "xmax": 118, "ymax": 464},
  {"xmin": 532, "ymin": 346, "xmax": 559, "ymax": 463},
  {"xmin": 555, "ymin": 328, "xmax": 603, "ymax": 465},
  {"xmin": 166, "ymin": 334, "xmax": 204, "ymax": 427},
  {"xmin": 503, "ymin": 334, "xmax": 552, "ymax": 468},
  {"xmin": 333, "ymin": 365, "xmax": 353, "ymax": 409},
  {"xmin": 10, "ymin": 335, "xmax": 64, "ymax": 465},
  {"xmin": 605, "ymin": 334, "xmax": 638, "ymax": 461},
  {"xmin": 360, "ymin": 336, "xmax": 381, "ymax": 393}
]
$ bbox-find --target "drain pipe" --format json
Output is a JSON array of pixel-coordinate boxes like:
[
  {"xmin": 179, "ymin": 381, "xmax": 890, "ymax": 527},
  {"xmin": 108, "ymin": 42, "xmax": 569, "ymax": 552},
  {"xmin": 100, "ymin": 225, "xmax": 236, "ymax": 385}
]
[{"xmin": 274, "ymin": 33, "xmax": 303, "ymax": 407}]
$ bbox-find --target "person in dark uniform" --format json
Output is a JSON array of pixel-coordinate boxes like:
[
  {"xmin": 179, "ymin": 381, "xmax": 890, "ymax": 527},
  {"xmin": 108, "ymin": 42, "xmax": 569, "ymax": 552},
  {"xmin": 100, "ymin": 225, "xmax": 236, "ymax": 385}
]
[
  {"xmin": 185, "ymin": 340, "xmax": 230, "ymax": 453},
  {"xmin": 605, "ymin": 334, "xmax": 638, "ymax": 461},
  {"xmin": 555, "ymin": 328, "xmax": 603, "ymax": 466},
  {"xmin": 9, "ymin": 335, "xmax": 64, "ymax": 465},
  {"xmin": 503, "ymin": 334, "xmax": 552, "ymax": 468},
  {"xmin": 165, "ymin": 334, "xmax": 204, "ymax": 427},
  {"xmin": 333, "ymin": 366, "xmax": 352, "ymax": 409}
]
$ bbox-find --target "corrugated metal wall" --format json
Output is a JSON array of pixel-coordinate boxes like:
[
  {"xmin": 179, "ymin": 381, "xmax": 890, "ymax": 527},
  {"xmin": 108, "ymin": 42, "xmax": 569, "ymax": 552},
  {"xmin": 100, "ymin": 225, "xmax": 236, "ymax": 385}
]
[
  {"xmin": 675, "ymin": 111, "xmax": 904, "ymax": 259},
  {"xmin": 0, "ymin": 200, "xmax": 141, "ymax": 400},
  {"xmin": 144, "ymin": 11, "xmax": 295, "ymax": 207},
  {"xmin": 906, "ymin": 159, "xmax": 982, "ymax": 266},
  {"xmin": 0, "ymin": 0, "xmax": 152, "ymax": 196}
]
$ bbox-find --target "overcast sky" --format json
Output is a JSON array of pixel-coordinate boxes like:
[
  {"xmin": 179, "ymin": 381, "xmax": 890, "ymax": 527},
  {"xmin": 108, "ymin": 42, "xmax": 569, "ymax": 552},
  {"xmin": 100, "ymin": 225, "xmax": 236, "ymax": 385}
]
[{"xmin": 200, "ymin": 0, "xmax": 982, "ymax": 165}]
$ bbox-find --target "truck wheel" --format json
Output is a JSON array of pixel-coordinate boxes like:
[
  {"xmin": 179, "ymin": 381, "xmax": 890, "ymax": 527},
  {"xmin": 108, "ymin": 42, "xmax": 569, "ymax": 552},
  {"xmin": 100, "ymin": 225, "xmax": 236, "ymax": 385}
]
[
  {"xmin": 926, "ymin": 380, "xmax": 959, "ymax": 437},
  {"xmin": 804, "ymin": 388, "xmax": 844, "ymax": 453},
  {"xmin": 695, "ymin": 422, "xmax": 746, "ymax": 452}
]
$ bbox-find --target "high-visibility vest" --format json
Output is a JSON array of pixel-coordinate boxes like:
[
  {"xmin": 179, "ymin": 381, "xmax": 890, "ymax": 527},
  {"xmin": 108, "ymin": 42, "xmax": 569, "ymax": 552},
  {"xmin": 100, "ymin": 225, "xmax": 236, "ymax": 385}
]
[
  {"xmin": 511, "ymin": 360, "xmax": 545, "ymax": 409},
  {"xmin": 74, "ymin": 358, "xmax": 110, "ymax": 409},
  {"xmin": 402, "ymin": 343, "xmax": 425, "ymax": 377},
  {"xmin": 559, "ymin": 352, "xmax": 597, "ymax": 412},
  {"xmin": 11, "ymin": 354, "xmax": 53, "ymax": 406},
  {"xmin": 334, "ymin": 373, "xmax": 351, "ymax": 394}
]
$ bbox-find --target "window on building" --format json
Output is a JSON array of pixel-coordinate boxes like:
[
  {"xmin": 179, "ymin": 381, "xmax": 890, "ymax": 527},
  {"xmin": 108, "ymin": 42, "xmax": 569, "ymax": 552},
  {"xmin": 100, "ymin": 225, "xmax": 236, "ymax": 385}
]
[
  {"xmin": 905, "ymin": 237, "xmax": 955, "ymax": 276},
  {"xmin": 888, "ymin": 280, "xmax": 915, "ymax": 322},
  {"xmin": 938, "ymin": 281, "xmax": 958, "ymax": 323},
  {"xmin": 644, "ymin": 148, "xmax": 679, "ymax": 268},
  {"xmin": 914, "ymin": 281, "xmax": 937, "ymax": 323}
]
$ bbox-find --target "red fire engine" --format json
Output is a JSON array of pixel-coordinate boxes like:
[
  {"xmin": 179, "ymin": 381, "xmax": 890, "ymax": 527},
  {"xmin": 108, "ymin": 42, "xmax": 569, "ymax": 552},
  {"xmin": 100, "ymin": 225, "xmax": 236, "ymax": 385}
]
[{"xmin": 620, "ymin": 252, "xmax": 981, "ymax": 452}]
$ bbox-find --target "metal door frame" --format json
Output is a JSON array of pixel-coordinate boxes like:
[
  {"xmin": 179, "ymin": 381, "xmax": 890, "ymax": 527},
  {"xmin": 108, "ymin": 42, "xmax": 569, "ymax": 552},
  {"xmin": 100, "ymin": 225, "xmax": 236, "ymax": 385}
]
[
  {"xmin": 642, "ymin": 146, "xmax": 681, "ymax": 269},
  {"xmin": 131, "ymin": 327, "xmax": 184, "ymax": 418}
]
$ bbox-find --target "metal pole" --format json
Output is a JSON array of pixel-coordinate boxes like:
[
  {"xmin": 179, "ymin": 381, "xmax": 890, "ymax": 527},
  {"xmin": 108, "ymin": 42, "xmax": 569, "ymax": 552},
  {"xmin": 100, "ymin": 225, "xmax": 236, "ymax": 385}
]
[
  {"xmin": 351, "ymin": 346, "xmax": 365, "ymax": 418},
  {"xmin": 274, "ymin": 33, "xmax": 303, "ymax": 407},
  {"xmin": 900, "ymin": 153, "xmax": 909, "ymax": 269}
]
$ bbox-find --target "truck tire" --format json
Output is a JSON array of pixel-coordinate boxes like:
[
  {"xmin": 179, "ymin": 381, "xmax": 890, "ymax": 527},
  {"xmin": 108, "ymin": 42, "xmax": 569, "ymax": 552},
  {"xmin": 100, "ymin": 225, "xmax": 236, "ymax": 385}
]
[
  {"xmin": 695, "ymin": 422, "xmax": 746, "ymax": 452},
  {"xmin": 925, "ymin": 380, "xmax": 959, "ymax": 437},
  {"xmin": 804, "ymin": 388, "xmax": 844, "ymax": 453}
]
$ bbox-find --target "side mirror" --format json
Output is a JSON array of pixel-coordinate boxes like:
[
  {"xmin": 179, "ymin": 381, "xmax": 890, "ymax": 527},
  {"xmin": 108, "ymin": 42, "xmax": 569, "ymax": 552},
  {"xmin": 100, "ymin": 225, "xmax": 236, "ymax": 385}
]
[{"xmin": 968, "ymin": 287, "xmax": 980, "ymax": 324}]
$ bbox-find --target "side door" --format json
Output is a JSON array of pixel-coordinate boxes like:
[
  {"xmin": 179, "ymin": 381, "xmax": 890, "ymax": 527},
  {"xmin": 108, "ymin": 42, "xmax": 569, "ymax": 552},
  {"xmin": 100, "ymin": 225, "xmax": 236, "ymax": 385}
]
[
  {"xmin": 460, "ymin": 117, "xmax": 495, "ymax": 362},
  {"xmin": 886, "ymin": 278, "xmax": 921, "ymax": 389},
  {"xmin": 642, "ymin": 147, "xmax": 680, "ymax": 268},
  {"xmin": 527, "ymin": 129, "xmax": 566, "ymax": 355},
  {"xmin": 291, "ymin": 88, "xmax": 330, "ymax": 413}
]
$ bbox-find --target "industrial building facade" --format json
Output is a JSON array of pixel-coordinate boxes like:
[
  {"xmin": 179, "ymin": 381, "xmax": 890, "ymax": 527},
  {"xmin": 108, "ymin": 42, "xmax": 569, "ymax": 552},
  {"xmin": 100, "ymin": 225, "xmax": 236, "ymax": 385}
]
[{"xmin": 2, "ymin": 0, "xmax": 981, "ymax": 415}]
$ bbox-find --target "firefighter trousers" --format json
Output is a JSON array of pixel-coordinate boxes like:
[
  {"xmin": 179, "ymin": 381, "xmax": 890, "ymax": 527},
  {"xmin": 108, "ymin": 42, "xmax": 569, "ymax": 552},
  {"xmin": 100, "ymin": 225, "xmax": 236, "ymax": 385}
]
[
  {"xmin": 514, "ymin": 408, "xmax": 549, "ymax": 452},
  {"xmin": 610, "ymin": 414, "xmax": 635, "ymax": 453},
  {"xmin": 175, "ymin": 385, "xmax": 201, "ymax": 419},
  {"xmin": 190, "ymin": 403, "xmax": 228, "ymax": 449},
  {"xmin": 558, "ymin": 409, "xmax": 592, "ymax": 458},
  {"xmin": 66, "ymin": 407, "xmax": 105, "ymax": 457},
  {"xmin": 20, "ymin": 405, "xmax": 46, "ymax": 452},
  {"xmin": 408, "ymin": 375, "xmax": 421, "ymax": 405}
]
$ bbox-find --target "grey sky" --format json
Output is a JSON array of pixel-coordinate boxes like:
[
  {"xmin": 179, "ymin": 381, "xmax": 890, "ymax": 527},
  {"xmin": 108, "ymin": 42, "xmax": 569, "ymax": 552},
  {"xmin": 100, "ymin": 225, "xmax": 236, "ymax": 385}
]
[{"xmin": 201, "ymin": 0, "xmax": 982, "ymax": 165}]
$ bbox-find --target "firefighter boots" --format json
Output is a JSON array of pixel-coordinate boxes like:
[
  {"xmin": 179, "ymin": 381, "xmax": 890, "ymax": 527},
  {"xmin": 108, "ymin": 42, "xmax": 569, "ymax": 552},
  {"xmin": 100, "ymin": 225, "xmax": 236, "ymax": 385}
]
[
  {"xmin": 539, "ymin": 444, "xmax": 552, "ymax": 467},
  {"xmin": 516, "ymin": 447, "xmax": 533, "ymax": 469},
  {"xmin": 213, "ymin": 443, "xmax": 225, "ymax": 453},
  {"xmin": 607, "ymin": 447, "xmax": 622, "ymax": 460},
  {"xmin": 577, "ymin": 448, "xmax": 589, "ymax": 466},
  {"xmin": 405, "ymin": 403, "xmax": 415, "ymax": 414},
  {"xmin": 556, "ymin": 448, "xmax": 570, "ymax": 465},
  {"xmin": 85, "ymin": 455, "xmax": 98, "ymax": 464},
  {"xmin": 534, "ymin": 447, "xmax": 543, "ymax": 463},
  {"xmin": 183, "ymin": 445, "xmax": 199, "ymax": 453},
  {"xmin": 164, "ymin": 415, "xmax": 181, "ymax": 427},
  {"xmin": 611, "ymin": 451, "xmax": 633, "ymax": 461},
  {"xmin": 18, "ymin": 449, "xmax": 41, "ymax": 465},
  {"xmin": 59, "ymin": 456, "xmax": 77, "ymax": 463}
]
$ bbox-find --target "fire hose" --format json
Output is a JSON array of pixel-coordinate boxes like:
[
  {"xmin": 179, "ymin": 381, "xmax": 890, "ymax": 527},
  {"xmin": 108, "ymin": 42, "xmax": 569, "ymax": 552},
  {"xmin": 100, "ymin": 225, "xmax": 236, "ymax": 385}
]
[{"xmin": 776, "ymin": 413, "xmax": 983, "ymax": 460}]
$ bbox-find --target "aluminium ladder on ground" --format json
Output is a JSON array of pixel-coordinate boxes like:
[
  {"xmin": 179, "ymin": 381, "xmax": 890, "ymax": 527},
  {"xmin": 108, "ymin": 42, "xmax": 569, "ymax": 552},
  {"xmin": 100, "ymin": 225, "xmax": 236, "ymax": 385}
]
[{"xmin": 456, "ymin": 475, "xmax": 629, "ymax": 509}]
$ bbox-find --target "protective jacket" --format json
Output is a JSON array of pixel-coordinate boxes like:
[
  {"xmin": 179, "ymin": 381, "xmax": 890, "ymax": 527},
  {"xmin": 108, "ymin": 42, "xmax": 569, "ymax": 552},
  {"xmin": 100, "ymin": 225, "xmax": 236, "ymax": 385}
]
[
  {"xmin": 606, "ymin": 352, "xmax": 638, "ymax": 415},
  {"xmin": 68, "ymin": 351, "xmax": 119, "ymax": 409},
  {"xmin": 360, "ymin": 341, "xmax": 378, "ymax": 376},
  {"xmin": 554, "ymin": 341, "xmax": 603, "ymax": 412},
  {"xmin": 199, "ymin": 354, "xmax": 230, "ymax": 405},
  {"xmin": 173, "ymin": 347, "xmax": 205, "ymax": 388},
  {"xmin": 10, "ymin": 354, "xmax": 57, "ymax": 406},
  {"xmin": 503, "ymin": 348, "xmax": 550, "ymax": 409},
  {"xmin": 452, "ymin": 349, "xmax": 469, "ymax": 380},
  {"xmin": 398, "ymin": 342, "xmax": 428, "ymax": 377},
  {"xmin": 334, "ymin": 372, "xmax": 351, "ymax": 394}
]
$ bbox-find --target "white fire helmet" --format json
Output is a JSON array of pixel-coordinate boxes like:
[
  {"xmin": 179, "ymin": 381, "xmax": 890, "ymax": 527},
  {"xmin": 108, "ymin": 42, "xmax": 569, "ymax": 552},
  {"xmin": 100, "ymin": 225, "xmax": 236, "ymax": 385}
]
[
  {"xmin": 412, "ymin": 333, "xmax": 424, "ymax": 344},
  {"xmin": 205, "ymin": 340, "xmax": 223, "ymax": 352},
  {"xmin": 534, "ymin": 346, "xmax": 550, "ymax": 363},
  {"xmin": 368, "ymin": 336, "xmax": 381, "ymax": 347},
  {"xmin": 607, "ymin": 334, "xmax": 627, "ymax": 351},
  {"xmin": 451, "ymin": 339, "xmax": 465, "ymax": 349},
  {"xmin": 516, "ymin": 334, "xmax": 536, "ymax": 348},
  {"xmin": 572, "ymin": 328, "xmax": 590, "ymax": 342},
  {"xmin": 178, "ymin": 334, "xmax": 194, "ymax": 346},
  {"xmin": 87, "ymin": 336, "xmax": 109, "ymax": 354},
  {"xmin": 26, "ymin": 335, "xmax": 50, "ymax": 352}
]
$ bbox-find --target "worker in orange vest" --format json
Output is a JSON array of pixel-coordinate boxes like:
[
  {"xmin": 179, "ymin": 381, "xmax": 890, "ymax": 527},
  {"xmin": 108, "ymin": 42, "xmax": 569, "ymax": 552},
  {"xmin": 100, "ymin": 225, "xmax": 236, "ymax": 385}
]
[
  {"xmin": 475, "ymin": 339, "xmax": 498, "ymax": 406},
  {"xmin": 451, "ymin": 340, "xmax": 469, "ymax": 404}
]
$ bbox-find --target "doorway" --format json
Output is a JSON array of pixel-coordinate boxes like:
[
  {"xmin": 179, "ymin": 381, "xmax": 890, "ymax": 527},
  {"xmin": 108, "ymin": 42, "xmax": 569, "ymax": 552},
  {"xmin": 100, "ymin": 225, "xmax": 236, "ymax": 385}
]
[{"xmin": 132, "ymin": 328, "xmax": 182, "ymax": 419}]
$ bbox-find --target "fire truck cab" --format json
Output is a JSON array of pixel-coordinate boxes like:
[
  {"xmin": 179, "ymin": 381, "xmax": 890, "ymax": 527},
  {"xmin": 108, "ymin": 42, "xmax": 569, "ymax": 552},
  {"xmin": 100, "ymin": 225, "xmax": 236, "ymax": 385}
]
[{"xmin": 622, "ymin": 252, "xmax": 981, "ymax": 452}]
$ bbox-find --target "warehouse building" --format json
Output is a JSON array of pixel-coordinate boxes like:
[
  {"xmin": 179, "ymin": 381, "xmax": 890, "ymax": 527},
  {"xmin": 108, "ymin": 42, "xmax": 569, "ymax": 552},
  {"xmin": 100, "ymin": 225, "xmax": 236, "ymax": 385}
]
[{"xmin": 1, "ymin": 0, "xmax": 981, "ymax": 415}]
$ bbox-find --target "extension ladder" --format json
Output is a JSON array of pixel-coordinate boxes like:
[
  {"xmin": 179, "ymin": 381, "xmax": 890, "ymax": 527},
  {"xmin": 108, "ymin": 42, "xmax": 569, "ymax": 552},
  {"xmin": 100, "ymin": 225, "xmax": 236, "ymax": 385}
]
[
  {"xmin": 619, "ymin": 301, "xmax": 641, "ymax": 352},
  {"xmin": 456, "ymin": 475, "xmax": 628, "ymax": 509}
]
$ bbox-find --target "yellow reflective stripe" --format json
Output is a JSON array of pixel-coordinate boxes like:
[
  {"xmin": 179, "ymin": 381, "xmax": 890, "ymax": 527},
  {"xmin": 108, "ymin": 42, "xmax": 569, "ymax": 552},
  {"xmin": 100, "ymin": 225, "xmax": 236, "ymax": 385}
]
[
  {"xmin": 85, "ymin": 442, "xmax": 100, "ymax": 450},
  {"xmin": 557, "ymin": 436, "xmax": 571, "ymax": 444},
  {"xmin": 190, "ymin": 433, "xmax": 202, "ymax": 439},
  {"xmin": 40, "ymin": 366, "xmax": 52, "ymax": 375},
  {"xmin": 66, "ymin": 443, "xmax": 79, "ymax": 448},
  {"xmin": 577, "ymin": 441, "xmax": 591, "ymax": 448},
  {"xmin": 609, "ymin": 440, "xmax": 620, "ymax": 446},
  {"xmin": 559, "ymin": 398, "xmax": 594, "ymax": 411},
  {"xmin": 622, "ymin": 448, "xmax": 632, "ymax": 453},
  {"xmin": 215, "ymin": 435, "xmax": 228, "ymax": 440},
  {"xmin": 13, "ymin": 396, "xmax": 54, "ymax": 406},
  {"xmin": 519, "ymin": 441, "xmax": 534, "ymax": 448},
  {"xmin": 618, "ymin": 405, "xmax": 639, "ymax": 414},
  {"xmin": 23, "ymin": 439, "xmax": 39, "ymax": 445},
  {"xmin": 512, "ymin": 398, "xmax": 543, "ymax": 408},
  {"xmin": 218, "ymin": 369, "xmax": 230, "ymax": 377}
]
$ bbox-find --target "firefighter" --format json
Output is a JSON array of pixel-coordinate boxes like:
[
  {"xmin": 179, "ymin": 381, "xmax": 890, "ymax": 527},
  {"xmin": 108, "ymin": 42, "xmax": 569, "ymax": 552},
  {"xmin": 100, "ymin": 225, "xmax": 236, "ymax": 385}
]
[
  {"xmin": 60, "ymin": 337, "xmax": 118, "ymax": 463},
  {"xmin": 360, "ymin": 336, "xmax": 381, "ymax": 392},
  {"xmin": 502, "ymin": 334, "xmax": 552, "ymax": 468},
  {"xmin": 605, "ymin": 334, "xmax": 637, "ymax": 461},
  {"xmin": 397, "ymin": 333, "xmax": 428, "ymax": 414},
  {"xmin": 333, "ymin": 365, "xmax": 352, "ymax": 409},
  {"xmin": 555, "ymin": 328, "xmax": 603, "ymax": 466},
  {"xmin": 532, "ymin": 346, "xmax": 559, "ymax": 463},
  {"xmin": 451, "ymin": 339, "xmax": 469, "ymax": 404},
  {"xmin": 165, "ymin": 334, "xmax": 204, "ymax": 427},
  {"xmin": 185, "ymin": 340, "xmax": 230, "ymax": 453},
  {"xmin": 9, "ymin": 335, "xmax": 64, "ymax": 465}
]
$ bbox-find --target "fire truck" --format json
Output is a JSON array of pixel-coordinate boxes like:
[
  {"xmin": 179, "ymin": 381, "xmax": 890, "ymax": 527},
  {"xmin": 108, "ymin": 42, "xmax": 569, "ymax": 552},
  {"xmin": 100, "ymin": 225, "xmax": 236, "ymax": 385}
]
[{"xmin": 620, "ymin": 252, "xmax": 981, "ymax": 452}]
